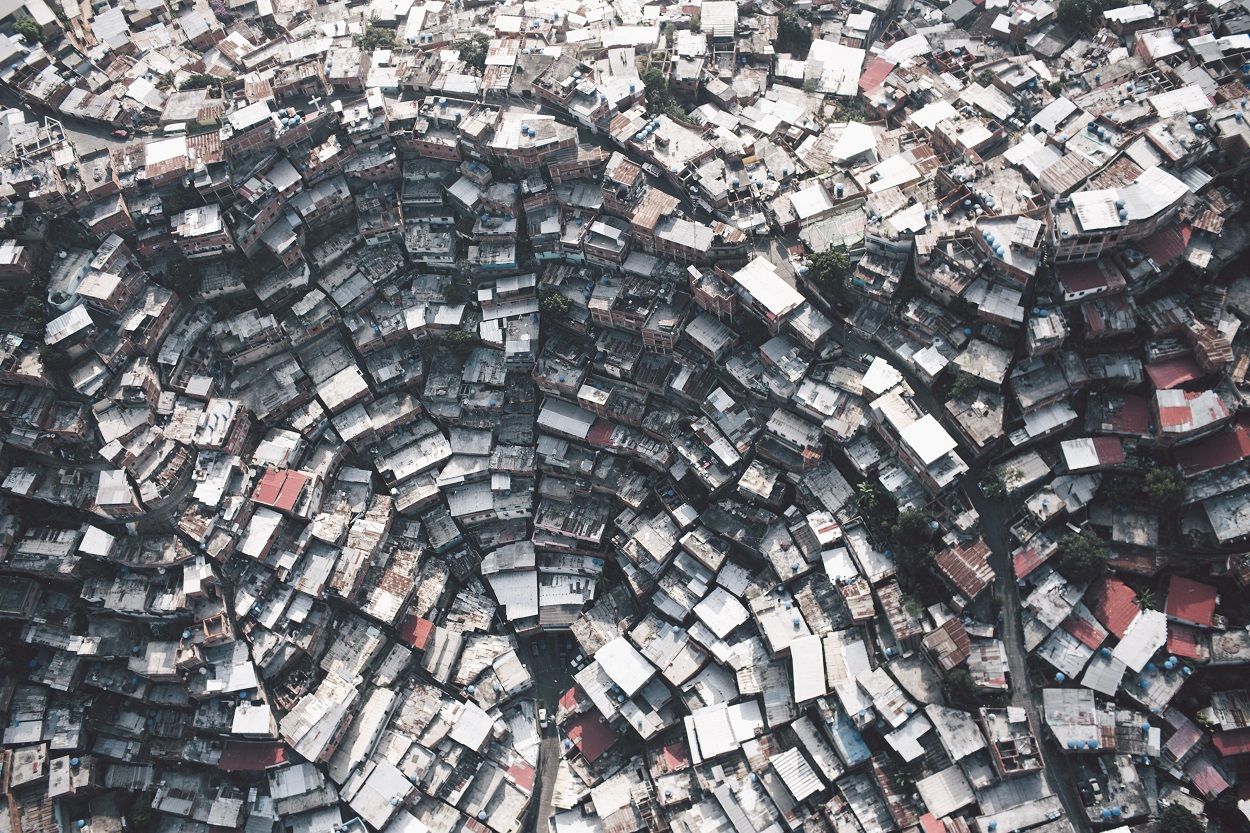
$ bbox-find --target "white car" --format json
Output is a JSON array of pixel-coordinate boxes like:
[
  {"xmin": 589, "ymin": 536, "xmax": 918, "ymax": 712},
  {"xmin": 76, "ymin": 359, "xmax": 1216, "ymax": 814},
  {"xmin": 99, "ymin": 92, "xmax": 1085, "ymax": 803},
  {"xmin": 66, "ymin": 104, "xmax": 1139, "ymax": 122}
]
[{"xmin": 538, "ymin": 708, "xmax": 549, "ymax": 728}]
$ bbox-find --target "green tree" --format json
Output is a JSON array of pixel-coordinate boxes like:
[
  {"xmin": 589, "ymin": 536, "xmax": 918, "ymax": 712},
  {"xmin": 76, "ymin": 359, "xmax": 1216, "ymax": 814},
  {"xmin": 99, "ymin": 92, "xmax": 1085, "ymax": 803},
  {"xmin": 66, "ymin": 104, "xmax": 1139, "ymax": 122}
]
[
  {"xmin": 638, "ymin": 66, "xmax": 691, "ymax": 120},
  {"xmin": 1136, "ymin": 587, "xmax": 1158, "ymax": 611},
  {"xmin": 126, "ymin": 793, "xmax": 154, "ymax": 832},
  {"xmin": 1057, "ymin": 532, "xmax": 1111, "ymax": 583},
  {"xmin": 891, "ymin": 509, "xmax": 936, "ymax": 575},
  {"xmin": 1160, "ymin": 805, "xmax": 1205, "ymax": 833},
  {"xmin": 359, "ymin": 22, "xmax": 396, "ymax": 50},
  {"xmin": 443, "ymin": 282, "xmax": 473, "ymax": 304},
  {"xmin": 1209, "ymin": 791, "xmax": 1250, "ymax": 833},
  {"xmin": 444, "ymin": 329, "xmax": 477, "ymax": 356},
  {"xmin": 777, "ymin": 9, "xmax": 812, "ymax": 59},
  {"xmin": 642, "ymin": 67, "xmax": 670, "ymax": 106},
  {"xmin": 857, "ymin": 480, "xmax": 882, "ymax": 510},
  {"xmin": 891, "ymin": 766, "xmax": 916, "ymax": 791},
  {"xmin": 976, "ymin": 69, "xmax": 994, "ymax": 88},
  {"xmin": 22, "ymin": 295, "xmax": 45, "ymax": 323},
  {"xmin": 13, "ymin": 19, "xmax": 43, "ymax": 44},
  {"xmin": 179, "ymin": 73, "xmax": 234, "ymax": 93},
  {"xmin": 1099, "ymin": 471, "xmax": 1144, "ymax": 505},
  {"xmin": 540, "ymin": 292, "xmax": 572, "ymax": 317},
  {"xmin": 455, "ymin": 32, "xmax": 489, "ymax": 72},
  {"xmin": 948, "ymin": 371, "xmax": 978, "ymax": 401},
  {"xmin": 1142, "ymin": 467, "xmax": 1184, "ymax": 509},
  {"xmin": 39, "ymin": 345, "xmax": 74, "ymax": 373},
  {"xmin": 892, "ymin": 509, "xmax": 933, "ymax": 547},
  {"xmin": 807, "ymin": 246, "xmax": 850, "ymax": 297},
  {"xmin": 1056, "ymin": 0, "xmax": 1106, "ymax": 33},
  {"xmin": 1002, "ymin": 467, "xmax": 1024, "ymax": 491},
  {"xmin": 943, "ymin": 668, "xmax": 979, "ymax": 707},
  {"xmin": 160, "ymin": 260, "xmax": 201, "ymax": 297}
]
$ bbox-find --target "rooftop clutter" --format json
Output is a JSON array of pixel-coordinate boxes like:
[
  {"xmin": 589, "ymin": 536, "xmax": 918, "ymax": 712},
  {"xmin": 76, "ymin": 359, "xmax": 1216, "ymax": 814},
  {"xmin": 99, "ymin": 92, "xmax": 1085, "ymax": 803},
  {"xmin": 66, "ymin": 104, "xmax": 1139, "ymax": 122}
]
[{"xmin": 0, "ymin": 0, "xmax": 1245, "ymax": 831}]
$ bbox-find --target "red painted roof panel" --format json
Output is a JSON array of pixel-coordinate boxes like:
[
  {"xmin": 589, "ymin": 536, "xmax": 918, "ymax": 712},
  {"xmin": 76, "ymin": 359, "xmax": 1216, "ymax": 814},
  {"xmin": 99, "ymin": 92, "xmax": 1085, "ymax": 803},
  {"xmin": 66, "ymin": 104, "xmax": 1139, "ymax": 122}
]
[
  {"xmin": 1165, "ymin": 575, "xmax": 1217, "ymax": 627},
  {"xmin": 1088, "ymin": 577, "xmax": 1139, "ymax": 639}
]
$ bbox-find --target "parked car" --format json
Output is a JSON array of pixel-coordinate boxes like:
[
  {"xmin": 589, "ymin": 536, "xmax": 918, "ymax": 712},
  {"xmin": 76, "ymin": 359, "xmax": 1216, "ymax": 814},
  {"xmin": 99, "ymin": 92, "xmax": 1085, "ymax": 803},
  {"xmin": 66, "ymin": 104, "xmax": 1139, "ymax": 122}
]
[
  {"xmin": 111, "ymin": 129, "xmax": 129, "ymax": 139},
  {"xmin": 538, "ymin": 708, "xmax": 548, "ymax": 728}
]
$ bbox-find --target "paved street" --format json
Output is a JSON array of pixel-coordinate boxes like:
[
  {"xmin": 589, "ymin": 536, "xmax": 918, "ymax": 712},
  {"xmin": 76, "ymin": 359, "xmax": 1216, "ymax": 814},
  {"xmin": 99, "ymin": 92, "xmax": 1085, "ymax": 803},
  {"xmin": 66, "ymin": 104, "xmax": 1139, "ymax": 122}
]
[
  {"xmin": 965, "ymin": 480, "xmax": 1091, "ymax": 832},
  {"xmin": 840, "ymin": 326, "xmax": 1091, "ymax": 832},
  {"xmin": 518, "ymin": 632, "xmax": 578, "ymax": 833},
  {"xmin": 533, "ymin": 735, "xmax": 561, "ymax": 833}
]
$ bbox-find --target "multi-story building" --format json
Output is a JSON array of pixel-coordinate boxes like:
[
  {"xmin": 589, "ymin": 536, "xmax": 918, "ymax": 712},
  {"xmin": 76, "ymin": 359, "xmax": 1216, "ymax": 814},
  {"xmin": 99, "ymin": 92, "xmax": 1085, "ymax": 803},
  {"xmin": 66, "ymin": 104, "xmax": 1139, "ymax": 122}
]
[
  {"xmin": 230, "ymin": 177, "xmax": 284, "ymax": 258},
  {"xmin": 1052, "ymin": 166, "xmax": 1188, "ymax": 263},
  {"xmin": 171, "ymin": 205, "xmax": 235, "ymax": 261},
  {"xmin": 220, "ymin": 101, "xmax": 276, "ymax": 159}
]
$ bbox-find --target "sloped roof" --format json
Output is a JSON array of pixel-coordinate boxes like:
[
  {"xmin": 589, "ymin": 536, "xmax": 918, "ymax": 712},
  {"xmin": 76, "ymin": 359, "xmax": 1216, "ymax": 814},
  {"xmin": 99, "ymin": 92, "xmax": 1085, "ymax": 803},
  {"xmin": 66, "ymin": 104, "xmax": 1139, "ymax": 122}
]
[
  {"xmin": 1088, "ymin": 577, "xmax": 1139, "ymax": 639},
  {"xmin": 1165, "ymin": 575, "xmax": 1217, "ymax": 627}
]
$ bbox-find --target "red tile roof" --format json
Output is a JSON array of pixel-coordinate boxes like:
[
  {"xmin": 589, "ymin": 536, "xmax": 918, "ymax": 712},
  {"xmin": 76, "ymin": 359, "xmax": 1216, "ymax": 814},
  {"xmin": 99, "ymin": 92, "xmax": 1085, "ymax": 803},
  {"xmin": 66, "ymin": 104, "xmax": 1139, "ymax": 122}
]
[
  {"xmin": 661, "ymin": 740, "xmax": 690, "ymax": 771},
  {"xmin": 1159, "ymin": 406, "xmax": 1194, "ymax": 429},
  {"xmin": 252, "ymin": 468, "xmax": 310, "ymax": 512},
  {"xmin": 1139, "ymin": 223, "xmax": 1191, "ymax": 266},
  {"xmin": 1145, "ymin": 357, "xmax": 1203, "ymax": 390},
  {"xmin": 1057, "ymin": 259, "xmax": 1124, "ymax": 293},
  {"xmin": 1163, "ymin": 708, "xmax": 1203, "ymax": 764},
  {"xmin": 1013, "ymin": 545, "xmax": 1050, "ymax": 580},
  {"xmin": 1165, "ymin": 575, "xmax": 1218, "ymax": 627},
  {"xmin": 1167, "ymin": 622, "xmax": 1206, "ymax": 660},
  {"xmin": 506, "ymin": 761, "xmax": 535, "ymax": 792},
  {"xmin": 1094, "ymin": 393, "xmax": 1151, "ymax": 435},
  {"xmin": 921, "ymin": 814, "xmax": 946, "ymax": 833},
  {"xmin": 1185, "ymin": 754, "xmax": 1230, "ymax": 798},
  {"xmin": 922, "ymin": 617, "xmax": 972, "ymax": 670},
  {"xmin": 566, "ymin": 710, "xmax": 616, "ymax": 763},
  {"xmin": 1088, "ymin": 577, "xmax": 1139, "ymax": 639},
  {"xmin": 219, "ymin": 741, "xmax": 288, "ymax": 771},
  {"xmin": 934, "ymin": 538, "xmax": 995, "ymax": 600},
  {"xmin": 859, "ymin": 57, "xmax": 897, "ymax": 91},
  {"xmin": 1175, "ymin": 416, "xmax": 1250, "ymax": 476},
  {"xmin": 1213, "ymin": 727, "xmax": 1250, "ymax": 757},
  {"xmin": 1092, "ymin": 436, "xmax": 1126, "ymax": 465},
  {"xmin": 399, "ymin": 614, "xmax": 434, "ymax": 650},
  {"xmin": 558, "ymin": 686, "xmax": 581, "ymax": 712},
  {"xmin": 1061, "ymin": 612, "xmax": 1106, "ymax": 649},
  {"xmin": 586, "ymin": 419, "xmax": 614, "ymax": 447}
]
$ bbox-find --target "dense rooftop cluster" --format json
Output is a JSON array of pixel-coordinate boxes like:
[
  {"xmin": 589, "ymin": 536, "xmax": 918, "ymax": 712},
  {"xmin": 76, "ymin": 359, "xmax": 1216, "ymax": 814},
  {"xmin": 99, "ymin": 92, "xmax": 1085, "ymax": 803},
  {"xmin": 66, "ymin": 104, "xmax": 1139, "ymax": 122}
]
[{"xmin": 0, "ymin": 0, "xmax": 1250, "ymax": 832}]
